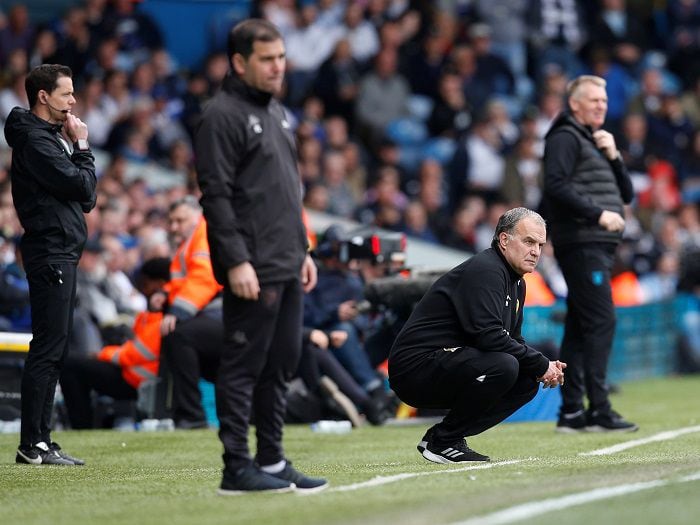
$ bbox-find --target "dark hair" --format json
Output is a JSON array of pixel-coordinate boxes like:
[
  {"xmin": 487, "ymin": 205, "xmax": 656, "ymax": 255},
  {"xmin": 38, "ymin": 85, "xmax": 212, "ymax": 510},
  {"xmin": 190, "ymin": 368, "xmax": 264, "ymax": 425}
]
[
  {"xmin": 492, "ymin": 207, "xmax": 546, "ymax": 242},
  {"xmin": 25, "ymin": 64, "xmax": 72, "ymax": 108},
  {"xmin": 139, "ymin": 257, "xmax": 172, "ymax": 282},
  {"xmin": 227, "ymin": 18, "xmax": 282, "ymax": 60}
]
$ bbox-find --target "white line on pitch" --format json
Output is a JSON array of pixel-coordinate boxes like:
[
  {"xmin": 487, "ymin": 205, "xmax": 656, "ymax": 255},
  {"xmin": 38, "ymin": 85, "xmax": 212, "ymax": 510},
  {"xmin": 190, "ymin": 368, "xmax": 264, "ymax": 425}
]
[
  {"xmin": 325, "ymin": 459, "xmax": 527, "ymax": 494},
  {"xmin": 580, "ymin": 425, "xmax": 700, "ymax": 457},
  {"xmin": 450, "ymin": 471, "xmax": 700, "ymax": 525}
]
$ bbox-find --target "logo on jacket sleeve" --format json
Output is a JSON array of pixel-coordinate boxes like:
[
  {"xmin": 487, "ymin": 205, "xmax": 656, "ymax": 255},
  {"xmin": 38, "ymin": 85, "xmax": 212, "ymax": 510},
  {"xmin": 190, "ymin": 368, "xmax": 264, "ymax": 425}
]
[{"xmin": 248, "ymin": 114, "xmax": 262, "ymax": 134}]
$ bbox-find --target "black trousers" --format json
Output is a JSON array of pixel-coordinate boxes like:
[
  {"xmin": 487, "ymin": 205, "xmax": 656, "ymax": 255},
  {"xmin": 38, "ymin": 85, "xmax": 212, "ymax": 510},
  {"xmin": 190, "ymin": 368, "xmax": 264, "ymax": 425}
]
[
  {"xmin": 217, "ymin": 280, "xmax": 303, "ymax": 470},
  {"xmin": 555, "ymin": 243, "xmax": 616, "ymax": 414},
  {"xmin": 20, "ymin": 263, "xmax": 77, "ymax": 447},
  {"xmin": 59, "ymin": 355, "xmax": 137, "ymax": 429},
  {"xmin": 161, "ymin": 311, "xmax": 223, "ymax": 424},
  {"xmin": 390, "ymin": 347, "xmax": 538, "ymax": 446}
]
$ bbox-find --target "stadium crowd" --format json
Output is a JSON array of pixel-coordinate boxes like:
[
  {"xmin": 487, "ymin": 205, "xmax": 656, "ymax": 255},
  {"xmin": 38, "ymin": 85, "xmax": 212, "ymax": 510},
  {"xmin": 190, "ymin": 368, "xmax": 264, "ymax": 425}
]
[{"xmin": 1, "ymin": 0, "xmax": 700, "ymax": 426}]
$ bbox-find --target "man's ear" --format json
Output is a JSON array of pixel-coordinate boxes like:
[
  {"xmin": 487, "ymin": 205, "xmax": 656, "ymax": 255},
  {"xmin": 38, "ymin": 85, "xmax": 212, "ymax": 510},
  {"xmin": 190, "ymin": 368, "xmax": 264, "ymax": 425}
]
[
  {"xmin": 232, "ymin": 53, "xmax": 246, "ymax": 76},
  {"xmin": 499, "ymin": 232, "xmax": 509, "ymax": 249}
]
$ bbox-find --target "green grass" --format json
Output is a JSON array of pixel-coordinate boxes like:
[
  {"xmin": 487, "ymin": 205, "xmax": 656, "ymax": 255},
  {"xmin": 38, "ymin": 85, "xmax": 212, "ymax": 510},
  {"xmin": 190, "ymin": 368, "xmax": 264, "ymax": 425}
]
[{"xmin": 1, "ymin": 375, "xmax": 699, "ymax": 525}]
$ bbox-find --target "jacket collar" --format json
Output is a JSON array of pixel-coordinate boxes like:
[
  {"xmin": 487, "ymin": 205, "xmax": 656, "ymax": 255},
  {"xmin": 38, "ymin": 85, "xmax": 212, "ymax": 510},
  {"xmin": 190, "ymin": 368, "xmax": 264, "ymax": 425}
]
[
  {"xmin": 490, "ymin": 239, "xmax": 522, "ymax": 282},
  {"xmin": 222, "ymin": 73, "xmax": 273, "ymax": 107}
]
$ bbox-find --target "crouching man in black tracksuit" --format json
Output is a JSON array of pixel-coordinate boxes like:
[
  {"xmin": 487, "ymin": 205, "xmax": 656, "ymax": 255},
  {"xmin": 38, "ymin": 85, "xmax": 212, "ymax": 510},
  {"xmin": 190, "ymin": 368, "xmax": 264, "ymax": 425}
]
[
  {"xmin": 4, "ymin": 64, "xmax": 96, "ymax": 465},
  {"xmin": 389, "ymin": 208, "xmax": 565, "ymax": 463}
]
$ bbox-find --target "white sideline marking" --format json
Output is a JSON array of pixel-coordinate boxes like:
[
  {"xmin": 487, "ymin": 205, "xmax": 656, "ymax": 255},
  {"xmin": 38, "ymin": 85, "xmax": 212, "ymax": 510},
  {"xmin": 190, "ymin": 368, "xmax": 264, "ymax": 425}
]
[
  {"xmin": 326, "ymin": 459, "xmax": 526, "ymax": 493},
  {"xmin": 451, "ymin": 471, "xmax": 700, "ymax": 525},
  {"xmin": 580, "ymin": 425, "xmax": 700, "ymax": 457}
]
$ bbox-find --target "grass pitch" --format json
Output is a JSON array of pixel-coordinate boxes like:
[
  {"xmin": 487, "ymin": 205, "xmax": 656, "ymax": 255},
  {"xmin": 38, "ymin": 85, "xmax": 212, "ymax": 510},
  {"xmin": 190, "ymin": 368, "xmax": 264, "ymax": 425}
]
[{"xmin": 1, "ymin": 375, "xmax": 699, "ymax": 525}]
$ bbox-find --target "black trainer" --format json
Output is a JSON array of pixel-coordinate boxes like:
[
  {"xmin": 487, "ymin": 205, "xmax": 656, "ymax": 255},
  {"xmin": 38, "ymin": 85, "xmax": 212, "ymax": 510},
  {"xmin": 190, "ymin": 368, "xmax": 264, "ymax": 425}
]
[
  {"xmin": 556, "ymin": 410, "xmax": 587, "ymax": 433},
  {"xmin": 267, "ymin": 461, "xmax": 328, "ymax": 493},
  {"xmin": 586, "ymin": 409, "xmax": 639, "ymax": 433},
  {"xmin": 50, "ymin": 442, "xmax": 85, "ymax": 465},
  {"xmin": 422, "ymin": 439, "xmax": 490, "ymax": 464},
  {"xmin": 417, "ymin": 428, "xmax": 434, "ymax": 455},
  {"xmin": 16, "ymin": 442, "xmax": 74, "ymax": 465},
  {"xmin": 218, "ymin": 464, "xmax": 295, "ymax": 495}
]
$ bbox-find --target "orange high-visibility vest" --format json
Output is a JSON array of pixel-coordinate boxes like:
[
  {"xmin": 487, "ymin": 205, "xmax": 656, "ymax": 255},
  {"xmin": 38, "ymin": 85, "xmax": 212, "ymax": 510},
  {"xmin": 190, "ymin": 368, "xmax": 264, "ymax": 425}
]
[
  {"xmin": 302, "ymin": 207, "xmax": 317, "ymax": 251},
  {"xmin": 166, "ymin": 216, "xmax": 223, "ymax": 319},
  {"xmin": 523, "ymin": 271, "xmax": 556, "ymax": 306},
  {"xmin": 611, "ymin": 271, "xmax": 643, "ymax": 306},
  {"xmin": 97, "ymin": 311, "xmax": 163, "ymax": 388}
]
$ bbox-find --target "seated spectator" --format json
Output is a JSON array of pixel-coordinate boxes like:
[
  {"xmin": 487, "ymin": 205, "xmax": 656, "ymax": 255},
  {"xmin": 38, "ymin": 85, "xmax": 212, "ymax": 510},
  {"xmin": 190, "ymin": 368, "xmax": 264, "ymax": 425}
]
[{"xmin": 60, "ymin": 257, "xmax": 170, "ymax": 429}]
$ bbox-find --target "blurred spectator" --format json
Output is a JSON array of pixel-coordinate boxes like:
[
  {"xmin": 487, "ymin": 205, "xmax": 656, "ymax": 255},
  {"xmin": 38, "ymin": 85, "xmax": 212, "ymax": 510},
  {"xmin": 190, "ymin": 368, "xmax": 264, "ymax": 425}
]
[
  {"xmin": 473, "ymin": 0, "xmax": 529, "ymax": 79},
  {"xmin": 527, "ymin": 0, "xmax": 588, "ymax": 81},
  {"xmin": 427, "ymin": 68, "xmax": 472, "ymax": 138},
  {"xmin": 666, "ymin": 0, "xmax": 700, "ymax": 89},
  {"xmin": 501, "ymin": 134, "xmax": 543, "ymax": 209},
  {"xmin": 28, "ymin": 28, "xmax": 60, "ymax": 69},
  {"xmin": 102, "ymin": 0, "xmax": 164, "ymax": 69},
  {"xmin": 0, "ymin": 4, "xmax": 34, "ymax": 68},
  {"xmin": 587, "ymin": 0, "xmax": 649, "ymax": 71},
  {"xmin": 313, "ymin": 39, "xmax": 361, "ymax": 124},
  {"xmin": 0, "ymin": 72, "xmax": 28, "ymax": 121},
  {"xmin": 355, "ymin": 47, "xmax": 411, "ymax": 144},
  {"xmin": 340, "ymin": 2, "xmax": 380, "ymax": 67},
  {"xmin": 285, "ymin": 2, "xmax": 343, "ymax": 106},
  {"xmin": 322, "ymin": 150, "xmax": 356, "ymax": 218},
  {"xmin": 401, "ymin": 200, "xmax": 439, "ymax": 243},
  {"xmin": 404, "ymin": 30, "xmax": 448, "ymax": 100}
]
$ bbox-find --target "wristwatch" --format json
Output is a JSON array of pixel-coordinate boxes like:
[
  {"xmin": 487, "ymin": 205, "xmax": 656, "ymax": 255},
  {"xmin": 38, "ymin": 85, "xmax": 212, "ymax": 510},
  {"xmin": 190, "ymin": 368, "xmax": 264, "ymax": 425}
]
[{"xmin": 74, "ymin": 139, "xmax": 90, "ymax": 151}]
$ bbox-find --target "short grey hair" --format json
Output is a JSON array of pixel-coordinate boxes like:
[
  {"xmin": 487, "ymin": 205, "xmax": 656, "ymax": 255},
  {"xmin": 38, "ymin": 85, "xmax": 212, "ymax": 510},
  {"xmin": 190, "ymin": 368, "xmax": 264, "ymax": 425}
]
[
  {"xmin": 567, "ymin": 75, "xmax": 606, "ymax": 100},
  {"xmin": 492, "ymin": 207, "xmax": 546, "ymax": 242},
  {"xmin": 168, "ymin": 195, "xmax": 201, "ymax": 214}
]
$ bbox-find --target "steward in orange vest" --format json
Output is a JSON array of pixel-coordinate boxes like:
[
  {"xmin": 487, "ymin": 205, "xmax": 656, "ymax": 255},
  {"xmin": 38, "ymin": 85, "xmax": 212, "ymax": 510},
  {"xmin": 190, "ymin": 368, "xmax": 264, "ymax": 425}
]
[{"xmin": 159, "ymin": 196, "xmax": 224, "ymax": 429}]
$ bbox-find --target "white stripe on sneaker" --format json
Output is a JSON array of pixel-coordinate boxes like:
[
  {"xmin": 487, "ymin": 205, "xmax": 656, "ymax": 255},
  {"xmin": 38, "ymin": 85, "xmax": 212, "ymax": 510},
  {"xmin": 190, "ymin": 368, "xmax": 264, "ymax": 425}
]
[{"xmin": 16, "ymin": 449, "xmax": 42, "ymax": 465}]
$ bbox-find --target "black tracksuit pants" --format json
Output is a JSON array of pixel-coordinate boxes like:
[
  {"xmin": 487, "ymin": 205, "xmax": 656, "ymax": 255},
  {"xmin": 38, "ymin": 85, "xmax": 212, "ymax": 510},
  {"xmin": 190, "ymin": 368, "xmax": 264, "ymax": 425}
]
[
  {"xmin": 20, "ymin": 263, "xmax": 77, "ymax": 448},
  {"xmin": 217, "ymin": 279, "xmax": 303, "ymax": 471},
  {"xmin": 390, "ymin": 347, "xmax": 539, "ymax": 447},
  {"xmin": 555, "ymin": 243, "xmax": 617, "ymax": 414},
  {"xmin": 60, "ymin": 356, "xmax": 137, "ymax": 429},
  {"xmin": 161, "ymin": 311, "xmax": 223, "ymax": 425}
]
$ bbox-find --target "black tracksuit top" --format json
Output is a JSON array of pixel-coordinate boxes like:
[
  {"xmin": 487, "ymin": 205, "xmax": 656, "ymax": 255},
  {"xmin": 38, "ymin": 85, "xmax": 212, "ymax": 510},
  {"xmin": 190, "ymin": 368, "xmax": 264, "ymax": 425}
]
[
  {"xmin": 389, "ymin": 242, "xmax": 550, "ymax": 380},
  {"xmin": 4, "ymin": 107, "xmax": 96, "ymax": 270},
  {"xmin": 195, "ymin": 74, "xmax": 307, "ymax": 285}
]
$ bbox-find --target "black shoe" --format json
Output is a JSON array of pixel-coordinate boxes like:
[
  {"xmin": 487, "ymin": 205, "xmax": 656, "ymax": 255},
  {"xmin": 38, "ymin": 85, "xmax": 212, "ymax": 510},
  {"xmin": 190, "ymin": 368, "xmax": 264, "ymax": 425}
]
[
  {"xmin": 267, "ymin": 461, "xmax": 328, "ymax": 493},
  {"xmin": 417, "ymin": 428, "xmax": 434, "ymax": 455},
  {"xmin": 556, "ymin": 410, "xmax": 587, "ymax": 434},
  {"xmin": 422, "ymin": 439, "xmax": 490, "ymax": 464},
  {"xmin": 50, "ymin": 442, "xmax": 85, "ymax": 465},
  {"xmin": 16, "ymin": 442, "xmax": 74, "ymax": 465},
  {"xmin": 218, "ymin": 464, "xmax": 295, "ymax": 495},
  {"xmin": 586, "ymin": 409, "xmax": 639, "ymax": 433},
  {"xmin": 175, "ymin": 419, "xmax": 209, "ymax": 430}
]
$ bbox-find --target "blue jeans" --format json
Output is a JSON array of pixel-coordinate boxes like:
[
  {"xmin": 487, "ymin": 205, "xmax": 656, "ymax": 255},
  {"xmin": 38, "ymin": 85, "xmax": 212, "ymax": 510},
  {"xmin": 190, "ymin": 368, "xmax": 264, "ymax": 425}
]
[{"xmin": 328, "ymin": 321, "xmax": 381, "ymax": 392}]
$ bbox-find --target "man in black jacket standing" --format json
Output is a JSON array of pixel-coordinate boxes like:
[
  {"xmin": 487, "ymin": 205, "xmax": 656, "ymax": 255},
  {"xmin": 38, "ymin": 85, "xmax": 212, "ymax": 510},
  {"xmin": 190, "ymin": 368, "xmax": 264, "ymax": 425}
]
[
  {"xmin": 4, "ymin": 64, "xmax": 96, "ymax": 465},
  {"xmin": 195, "ymin": 19, "xmax": 325, "ymax": 494},
  {"xmin": 389, "ymin": 208, "xmax": 565, "ymax": 463},
  {"xmin": 543, "ymin": 75, "xmax": 637, "ymax": 433}
]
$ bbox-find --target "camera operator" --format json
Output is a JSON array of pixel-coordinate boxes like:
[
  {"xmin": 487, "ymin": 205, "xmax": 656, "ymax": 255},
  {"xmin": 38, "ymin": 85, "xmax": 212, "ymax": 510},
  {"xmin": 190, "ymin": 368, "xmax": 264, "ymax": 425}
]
[{"xmin": 304, "ymin": 225, "xmax": 397, "ymax": 419}]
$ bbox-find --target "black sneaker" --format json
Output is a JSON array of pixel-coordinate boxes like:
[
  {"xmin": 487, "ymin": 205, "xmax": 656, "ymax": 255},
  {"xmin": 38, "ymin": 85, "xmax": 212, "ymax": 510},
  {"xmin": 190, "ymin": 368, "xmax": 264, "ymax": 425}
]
[
  {"xmin": 267, "ymin": 461, "xmax": 328, "ymax": 493},
  {"xmin": 218, "ymin": 464, "xmax": 295, "ymax": 495},
  {"xmin": 16, "ymin": 442, "xmax": 74, "ymax": 465},
  {"xmin": 556, "ymin": 410, "xmax": 587, "ymax": 434},
  {"xmin": 50, "ymin": 442, "xmax": 85, "ymax": 465},
  {"xmin": 422, "ymin": 439, "xmax": 490, "ymax": 464},
  {"xmin": 417, "ymin": 428, "xmax": 434, "ymax": 455},
  {"xmin": 586, "ymin": 409, "xmax": 639, "ymax": 433}
]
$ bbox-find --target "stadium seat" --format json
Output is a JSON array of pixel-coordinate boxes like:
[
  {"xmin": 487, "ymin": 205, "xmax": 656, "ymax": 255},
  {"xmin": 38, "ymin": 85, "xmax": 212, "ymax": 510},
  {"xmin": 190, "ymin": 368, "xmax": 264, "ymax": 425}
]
[{"xmin": 385, "ymin": 117, "xmax": 429, "ymax": 147}]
